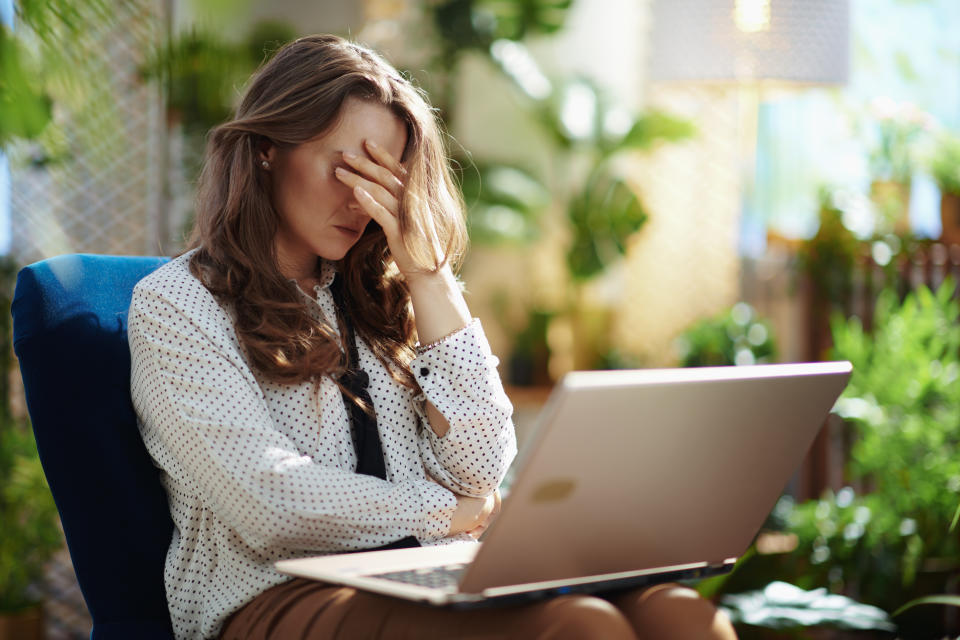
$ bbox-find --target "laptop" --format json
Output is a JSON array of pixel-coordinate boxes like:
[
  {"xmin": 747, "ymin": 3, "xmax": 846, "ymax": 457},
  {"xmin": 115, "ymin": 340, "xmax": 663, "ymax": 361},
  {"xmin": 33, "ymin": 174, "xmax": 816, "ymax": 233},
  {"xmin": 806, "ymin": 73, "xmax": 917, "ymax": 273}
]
[{"xmin": 276, "ymin": 361, "xmax": 852, "ymax": 608}]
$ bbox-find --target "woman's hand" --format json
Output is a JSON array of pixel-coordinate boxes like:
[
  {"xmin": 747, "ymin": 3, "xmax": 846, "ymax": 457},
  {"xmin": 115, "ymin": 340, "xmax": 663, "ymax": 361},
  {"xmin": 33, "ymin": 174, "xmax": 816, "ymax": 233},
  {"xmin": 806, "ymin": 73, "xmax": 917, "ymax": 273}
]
[
  {"xmin": 340, "ymin": 138, "xmax": 471, "ymax": 441},
  {"xmin": 336, "ymin": 139, "xmax": 427, "ymax": 276},
  {"xmin": 467, "ymin": 489, "xmax": 501, "ymax": 539},
  {"xmin": 337, "ymin": 136, "xmax": 471, "ymax": 350},
  {"xmin": 448, "ymin": 489, "xmax": 501, "ymax": 539}
]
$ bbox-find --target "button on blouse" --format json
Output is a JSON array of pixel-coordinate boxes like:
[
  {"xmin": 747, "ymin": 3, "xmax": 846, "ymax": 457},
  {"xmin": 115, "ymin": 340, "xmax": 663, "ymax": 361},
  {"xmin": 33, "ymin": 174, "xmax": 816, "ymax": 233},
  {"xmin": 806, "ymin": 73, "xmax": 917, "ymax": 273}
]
[{"xmin": 128, "ymin": 251, "xmax": 517, "ymax": 640}]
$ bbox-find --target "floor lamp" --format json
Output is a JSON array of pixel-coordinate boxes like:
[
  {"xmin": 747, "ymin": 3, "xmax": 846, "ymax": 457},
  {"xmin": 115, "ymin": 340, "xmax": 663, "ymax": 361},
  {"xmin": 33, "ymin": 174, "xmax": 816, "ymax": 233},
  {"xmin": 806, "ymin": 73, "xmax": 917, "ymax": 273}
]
[
  {"xmin": 646, "ymin": 0, "xmax": 851, "ymax": 499},
  {"xmin": 648, "ymin": 0, "xmax": 851, "ymax": 253}
]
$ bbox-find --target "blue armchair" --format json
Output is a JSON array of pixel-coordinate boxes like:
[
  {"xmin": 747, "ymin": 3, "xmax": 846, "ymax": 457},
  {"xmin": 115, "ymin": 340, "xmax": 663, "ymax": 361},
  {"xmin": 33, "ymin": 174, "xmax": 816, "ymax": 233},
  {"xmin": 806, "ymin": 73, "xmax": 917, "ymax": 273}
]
[{"xmin": 12, "ymin": 254, "xmax": 175, "ymax": 640}]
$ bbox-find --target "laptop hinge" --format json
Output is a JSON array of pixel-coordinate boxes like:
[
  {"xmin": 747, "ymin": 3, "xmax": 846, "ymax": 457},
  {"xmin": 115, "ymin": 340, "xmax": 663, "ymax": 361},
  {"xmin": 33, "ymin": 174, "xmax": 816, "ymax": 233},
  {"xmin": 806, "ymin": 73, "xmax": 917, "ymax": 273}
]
[{"xmin": 707, "ymin": 558, "xmax": 738, "ymax": 571}]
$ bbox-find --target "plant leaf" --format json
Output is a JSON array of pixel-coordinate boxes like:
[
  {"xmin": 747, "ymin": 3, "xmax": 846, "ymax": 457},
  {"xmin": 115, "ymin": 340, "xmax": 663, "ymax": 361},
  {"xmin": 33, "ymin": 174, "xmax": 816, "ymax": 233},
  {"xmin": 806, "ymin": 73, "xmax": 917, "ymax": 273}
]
[
  {"xmin": 566, "ymin": 167, "xmax": 647, "ymax": 280},
  {"xmin": 892, "ymin": 595, "xmax": 960, "ymax": 618},
  {"xmin": 616, "ymin": 110, "xmax": 696, "ymax": 152}
]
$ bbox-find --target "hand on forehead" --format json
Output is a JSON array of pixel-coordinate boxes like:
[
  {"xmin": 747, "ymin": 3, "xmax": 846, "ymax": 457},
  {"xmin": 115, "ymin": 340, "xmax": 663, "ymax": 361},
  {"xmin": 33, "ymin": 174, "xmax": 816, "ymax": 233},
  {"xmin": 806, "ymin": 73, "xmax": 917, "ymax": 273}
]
[{"xmin": 323, "ymin": 97, "xmax": 407, "ymax": 162}]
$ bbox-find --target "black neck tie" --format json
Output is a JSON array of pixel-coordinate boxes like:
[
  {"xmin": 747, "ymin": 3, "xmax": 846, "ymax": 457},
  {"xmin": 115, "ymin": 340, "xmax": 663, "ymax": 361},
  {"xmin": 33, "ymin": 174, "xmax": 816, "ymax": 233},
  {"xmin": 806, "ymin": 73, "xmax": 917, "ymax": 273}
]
[
  {"xmin": 330, "ymin": 276, "xmax": 386, "ymax": 479},
  {"xmin": 329, "ymin": 276, "xmax": 420, "ymax": 551}
]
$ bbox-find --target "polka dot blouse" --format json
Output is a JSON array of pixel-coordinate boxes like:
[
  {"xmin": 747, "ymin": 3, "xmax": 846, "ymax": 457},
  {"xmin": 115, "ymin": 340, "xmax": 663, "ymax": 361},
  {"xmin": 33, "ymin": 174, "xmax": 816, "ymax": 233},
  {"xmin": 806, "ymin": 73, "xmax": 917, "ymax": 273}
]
[{"xmin": 128, "ymin": 251, "xmax": 517, "ymax": 640}]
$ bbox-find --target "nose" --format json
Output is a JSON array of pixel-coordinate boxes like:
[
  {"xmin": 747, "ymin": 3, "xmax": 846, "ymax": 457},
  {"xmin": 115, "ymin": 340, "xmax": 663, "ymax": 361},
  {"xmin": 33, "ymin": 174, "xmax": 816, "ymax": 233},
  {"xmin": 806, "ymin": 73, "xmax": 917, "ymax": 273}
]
[{"xmin": 346, "ymin": 198, "xmax": 367, "ymax": 216}]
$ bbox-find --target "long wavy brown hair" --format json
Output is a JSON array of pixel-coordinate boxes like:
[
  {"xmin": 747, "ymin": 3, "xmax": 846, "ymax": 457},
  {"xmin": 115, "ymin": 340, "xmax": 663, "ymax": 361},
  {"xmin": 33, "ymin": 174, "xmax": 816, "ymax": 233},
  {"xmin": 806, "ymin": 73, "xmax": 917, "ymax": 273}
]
[{"xmin": 187, "ymin": 34, "xmax": 467, "ymax": 389}]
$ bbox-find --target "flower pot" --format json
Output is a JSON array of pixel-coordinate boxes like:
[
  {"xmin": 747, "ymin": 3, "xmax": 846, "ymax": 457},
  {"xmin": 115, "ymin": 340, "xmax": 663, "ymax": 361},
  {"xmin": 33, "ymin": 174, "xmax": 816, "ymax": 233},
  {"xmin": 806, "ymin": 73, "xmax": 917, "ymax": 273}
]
[
  {"xmin": 0, "ymin": 605, "xmax": 44, "ymax": 640},
  {"xmin": 941, "ymin": 192, "xmax": 960, "ymax": 246},
  {"xmin": 870, "ymin": 180, "xmax": 911, "ymax": 234},
  {"xmin": 571, "ymin": 303, "xmax": 613, "ymax": 371}
]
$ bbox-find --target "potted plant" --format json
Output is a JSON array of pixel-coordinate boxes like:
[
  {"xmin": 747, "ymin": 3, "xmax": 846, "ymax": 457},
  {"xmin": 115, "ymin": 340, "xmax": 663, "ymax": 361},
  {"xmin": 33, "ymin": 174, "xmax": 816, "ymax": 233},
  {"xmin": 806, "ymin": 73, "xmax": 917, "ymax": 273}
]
[
  {"xmin": 928, "ymin": 132, "xmax": 960, "ymax": 246},
  {"xmin": 395, "ymin": 0, "xmax": 694, "ymax": 376},
  {"xmin": 710, "ymin": 279, "xmax": 960, "ymax": 638},
  {"xmin": 728, "ymin": 280, "xmax": 960, "ymax": 637},
  {"xmin": 865, "ymin": 98, "xmax": 934, "ymax": 234},
  {"xmin": 673, "ymin": 302, "xmax": 777, "ymax": 368},
  {"xmin": 459, "ymin": 71, "xmax": 694, "ymax": 373}
]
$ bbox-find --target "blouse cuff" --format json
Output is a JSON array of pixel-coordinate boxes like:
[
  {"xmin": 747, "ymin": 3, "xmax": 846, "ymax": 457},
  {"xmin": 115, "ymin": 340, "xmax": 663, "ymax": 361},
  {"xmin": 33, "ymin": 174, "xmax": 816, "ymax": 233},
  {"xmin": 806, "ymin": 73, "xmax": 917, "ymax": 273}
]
[
  {"xmin": 411, "ymin": 319, "xmax": 495, "ymax": 385},
  {"xmin": 415, "ymin": 480, "xmax": 458, "ymax": 541},
  {"xmin": 410, "ymin": 319, "xmax": 501, "ymax": 431},
  {"xmin": 414, "ymin": 318, "xmax": 478, "ymax": 356}
]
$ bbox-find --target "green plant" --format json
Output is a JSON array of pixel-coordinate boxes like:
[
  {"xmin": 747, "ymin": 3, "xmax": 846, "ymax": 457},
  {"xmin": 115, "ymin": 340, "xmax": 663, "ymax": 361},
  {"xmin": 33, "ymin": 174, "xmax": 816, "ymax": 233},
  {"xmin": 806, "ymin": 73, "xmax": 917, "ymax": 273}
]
[
  {"xmin": 140, "ymin": 20, "xmax": 296, "ymax": 138},
  {"xmin": 865, "ymin": 97, "xmax": 934, "ymax": 184},
  {"xmin": 421, "ymin": 0, "xmax": 573, "ymax": 121},
  {"xmin": 779, "ymin": 281, "xmax": 960, "ymax": 618},
  {"xmin": 413, "ymin": 0, "xmax": 694, "ymax": 371},
  {"xmin": 674, "ymin": 303, "xmax": 776, "ymax": 368},
  {"xmin": 459, "ymin": 163, "xmax": 549, "ymax": 245},
  {"xmin": 0, "ymin": 257, "xmax": 61, "ymax": 613},
  {"xmin": 0, "ymin": 0, "xmax": 111, "ymax": 156},
  {"xmin": 471, "ymin": 62, "xmax": 692, "ymax": 370},
  {"xmin": 0, "ymin": 420, "xmax": 61, "ymax": 613},
  {"xmin": 795, "ymin": 188, "xmax": 862, "ymax": 308},
  {"xmin": 472, "ymin": 69, "xmax": 694, "ymax": 281},
  {"xmin": 929, "ymin": 132, "xmax": 960, "ymax": 196},
  {"xmin": 507, "ymin": 308, "xmax": 553, "ymax": 386},
  {"xmin": 720, "ymin": 580, "xmax": 896, "ymax": 638}
]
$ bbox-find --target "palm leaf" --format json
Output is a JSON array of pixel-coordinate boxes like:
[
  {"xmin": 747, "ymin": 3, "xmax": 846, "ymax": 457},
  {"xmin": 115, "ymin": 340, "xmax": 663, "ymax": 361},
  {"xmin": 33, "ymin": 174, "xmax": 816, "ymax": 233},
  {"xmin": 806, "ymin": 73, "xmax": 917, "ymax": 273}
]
[{"xmin": 566, "ymin": 167, "xmax": 647, "ymax": 280}]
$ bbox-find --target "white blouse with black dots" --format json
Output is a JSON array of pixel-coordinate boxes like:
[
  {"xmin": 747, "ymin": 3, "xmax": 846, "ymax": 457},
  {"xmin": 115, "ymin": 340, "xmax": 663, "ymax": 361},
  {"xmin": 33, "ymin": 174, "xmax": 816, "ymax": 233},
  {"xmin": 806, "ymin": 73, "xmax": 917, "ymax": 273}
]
[{"xmin": 128, "ymin": 251, "xmax": 517, "ymax": 640}]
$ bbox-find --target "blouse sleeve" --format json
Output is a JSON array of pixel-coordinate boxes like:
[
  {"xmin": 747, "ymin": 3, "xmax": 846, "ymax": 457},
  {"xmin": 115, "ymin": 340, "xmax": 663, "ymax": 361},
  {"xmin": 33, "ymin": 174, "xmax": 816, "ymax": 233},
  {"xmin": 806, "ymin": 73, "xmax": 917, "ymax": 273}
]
[
  {"xmin": 129, "ymin": 281, "xmax": 457, "ymax": 553},
  {"xmin": 411, "ymin": 319, "xmax": 518, "ymax": 497}
]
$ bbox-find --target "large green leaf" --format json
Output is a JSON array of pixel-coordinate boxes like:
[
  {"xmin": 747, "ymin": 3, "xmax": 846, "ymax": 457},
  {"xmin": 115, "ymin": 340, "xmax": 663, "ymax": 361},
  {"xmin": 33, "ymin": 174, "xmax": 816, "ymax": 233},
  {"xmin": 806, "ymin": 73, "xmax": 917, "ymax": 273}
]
[
  {"xmin": 460, "ymin": 163, "xmax": 548, "ymax": 244},
  {"xmin": 892, "ymin": 595, "xmax": 960, "ymax": 618},
  {"xmin": 429, "ymin": 0, "xmax": 574, "ymax": 56},
  {"xmin": 0, "ymin": 28, "xmax": 52, "ymax": 146},
  {"xmin": 566, "ymin": 167, "xmax": 647, "ymax": 280},
  {"xmin": 140, "ymin": 28, "xmax": 249, "ymax": 135},
  {"xmin": 721, "ymin": 581, "xmax": 896, "ymax": 632},
  {"xmin": 616, "ymin": 109, "xmax": 697, "ymax": 152},
  {"xmin": 15, "ymin": 0, "xmax": 109, "ymax": 40},
  {"xmin": 487, "ymin": 66, "xmax": 695, "ymax": 157},
  {"xmin": 477, "ymin": 0, "xmax": 573, "ymax": 41}
]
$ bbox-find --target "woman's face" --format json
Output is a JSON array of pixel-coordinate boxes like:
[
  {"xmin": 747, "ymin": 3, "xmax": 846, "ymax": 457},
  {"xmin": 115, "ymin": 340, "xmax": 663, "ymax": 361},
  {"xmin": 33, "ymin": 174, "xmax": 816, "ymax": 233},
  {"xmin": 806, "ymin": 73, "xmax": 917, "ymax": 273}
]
[{"xmin": 263, "ymin": 96, "xmax": 408, "ymax": 278}]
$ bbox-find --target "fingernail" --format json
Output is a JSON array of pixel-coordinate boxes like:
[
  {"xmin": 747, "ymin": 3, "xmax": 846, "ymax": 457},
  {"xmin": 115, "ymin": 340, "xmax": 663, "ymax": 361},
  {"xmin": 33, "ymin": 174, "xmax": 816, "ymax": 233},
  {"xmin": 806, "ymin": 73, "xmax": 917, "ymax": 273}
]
[
  {"xmin": 343, "ymin": 151, "xmax": 357, "ymax": 160},
  {"xmin": 335, "ymin": 167, "xmax": 346, "ymax": 176},
  {"xmin": 365, "ymin": 139, "xmax": 378, "ymax": 149}
]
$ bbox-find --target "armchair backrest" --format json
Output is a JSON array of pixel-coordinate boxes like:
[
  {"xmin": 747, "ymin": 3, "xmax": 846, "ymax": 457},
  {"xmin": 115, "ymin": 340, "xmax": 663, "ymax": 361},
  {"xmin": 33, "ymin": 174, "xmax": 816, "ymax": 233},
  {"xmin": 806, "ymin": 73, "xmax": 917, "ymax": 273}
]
[{"xmin": 12, "ymin": 254, "xmax": 174, "ymax": 640}]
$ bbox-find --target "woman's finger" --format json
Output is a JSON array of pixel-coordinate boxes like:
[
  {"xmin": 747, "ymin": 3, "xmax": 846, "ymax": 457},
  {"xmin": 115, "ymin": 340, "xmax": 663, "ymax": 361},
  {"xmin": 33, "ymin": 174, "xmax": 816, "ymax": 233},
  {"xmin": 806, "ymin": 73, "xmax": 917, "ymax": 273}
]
[
  {"xmin": 354, "ymin": 186, "xmax": 399, "ymax": 233},
  {"xmin": 342, "ymin": 149, "xmax": 404, "ymax": 198},
  {"xmin": 364, "ymin": 139, "xmax": 407, "ymax": 180},
  {"xmin": 335, "ymin": 167, "xmax": 398, "ymax": 214}
]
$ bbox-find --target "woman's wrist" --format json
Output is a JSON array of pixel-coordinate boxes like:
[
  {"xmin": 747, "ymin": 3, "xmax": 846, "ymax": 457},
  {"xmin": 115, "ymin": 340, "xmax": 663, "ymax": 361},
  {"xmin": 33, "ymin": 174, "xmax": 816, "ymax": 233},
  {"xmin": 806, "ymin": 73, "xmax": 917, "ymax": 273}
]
[
  {"xmin": 448, "ymin": 493, "xmax": 496, "ymax": 536},
  {"xmin": 406, "ymin": 264, "xmax": 471, "ymax": 346}
]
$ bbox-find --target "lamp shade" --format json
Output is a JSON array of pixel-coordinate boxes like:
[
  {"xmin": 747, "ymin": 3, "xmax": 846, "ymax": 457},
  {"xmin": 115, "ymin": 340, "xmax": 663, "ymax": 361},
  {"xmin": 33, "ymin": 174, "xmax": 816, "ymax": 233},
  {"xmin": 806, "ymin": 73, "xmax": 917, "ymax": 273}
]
[{"xmin": 649, "ymin": 0, "xmax": 850, "ymax": 85}]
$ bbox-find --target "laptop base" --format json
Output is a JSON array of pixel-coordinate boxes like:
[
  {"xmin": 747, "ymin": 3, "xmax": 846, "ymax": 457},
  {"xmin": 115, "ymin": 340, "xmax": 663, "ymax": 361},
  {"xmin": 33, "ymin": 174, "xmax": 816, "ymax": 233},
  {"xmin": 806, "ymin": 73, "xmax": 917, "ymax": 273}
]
[{"xmin": 440, "ymin": 562, "xmax": 734, "ymax": 610}]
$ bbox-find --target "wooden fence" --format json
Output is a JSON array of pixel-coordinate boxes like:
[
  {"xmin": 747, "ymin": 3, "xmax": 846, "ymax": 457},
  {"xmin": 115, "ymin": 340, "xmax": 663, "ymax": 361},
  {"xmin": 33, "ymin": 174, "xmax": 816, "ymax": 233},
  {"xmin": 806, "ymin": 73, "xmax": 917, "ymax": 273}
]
[{"xmin": 743, "ymin": 240, "xmax": 960, "ymax": 502}]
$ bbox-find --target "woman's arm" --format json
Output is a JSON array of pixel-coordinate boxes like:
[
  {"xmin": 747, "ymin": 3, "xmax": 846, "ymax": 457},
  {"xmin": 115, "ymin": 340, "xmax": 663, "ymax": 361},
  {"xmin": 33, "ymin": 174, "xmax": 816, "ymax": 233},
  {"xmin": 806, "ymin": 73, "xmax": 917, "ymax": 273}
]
[
  {"xmin": 129, "ymin": 277, "xmax": 458, "ymax": 552},
  {"xmin": 405, "ymin": 266, "xmax": 470, "ymax": 438},
  {"xmin": 339, "ymin": 140, "xmax": 517, "ymax": 497},
  {"xmin": 410, "ymin": 320, "xmax": 517, "ymax": 497}
]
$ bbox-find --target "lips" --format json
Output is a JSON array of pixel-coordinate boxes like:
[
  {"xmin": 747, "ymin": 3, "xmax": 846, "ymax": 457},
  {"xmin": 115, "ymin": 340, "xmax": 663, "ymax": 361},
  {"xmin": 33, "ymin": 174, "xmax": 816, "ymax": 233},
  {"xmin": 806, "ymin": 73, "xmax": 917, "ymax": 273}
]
[{"xmin": 334, "ymin": 224, "xmax": 363, "ymax": 238}]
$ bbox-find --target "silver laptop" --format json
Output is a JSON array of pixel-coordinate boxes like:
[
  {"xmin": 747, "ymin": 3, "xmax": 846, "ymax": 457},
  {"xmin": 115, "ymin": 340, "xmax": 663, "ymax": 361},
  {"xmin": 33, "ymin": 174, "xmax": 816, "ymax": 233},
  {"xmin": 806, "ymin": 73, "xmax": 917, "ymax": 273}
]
[{"xmin": 276, "ymin": 361, "xmax": 852, "ymax": 607}]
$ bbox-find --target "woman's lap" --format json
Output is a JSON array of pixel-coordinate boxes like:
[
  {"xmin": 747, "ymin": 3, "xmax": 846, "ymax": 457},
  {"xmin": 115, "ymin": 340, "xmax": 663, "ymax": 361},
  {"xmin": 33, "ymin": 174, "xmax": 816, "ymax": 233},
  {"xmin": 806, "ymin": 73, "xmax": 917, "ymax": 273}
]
[{"xmin": 219, "ymin": 578, "xmax": 737, "ymax": 640}]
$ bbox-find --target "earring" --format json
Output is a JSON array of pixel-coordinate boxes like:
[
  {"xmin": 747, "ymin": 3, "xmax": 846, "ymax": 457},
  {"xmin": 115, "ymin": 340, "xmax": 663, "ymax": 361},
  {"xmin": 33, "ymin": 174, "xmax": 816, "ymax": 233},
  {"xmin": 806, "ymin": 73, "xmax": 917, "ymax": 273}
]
[{"xmin": 261, "ymin": 160, "xmax": 270, "ymax": 169}]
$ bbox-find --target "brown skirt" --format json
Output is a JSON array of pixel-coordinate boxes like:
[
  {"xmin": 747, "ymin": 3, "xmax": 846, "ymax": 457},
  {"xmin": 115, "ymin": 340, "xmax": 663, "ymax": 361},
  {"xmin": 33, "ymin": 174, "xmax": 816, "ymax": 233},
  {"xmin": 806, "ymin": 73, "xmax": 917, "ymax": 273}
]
[{"xmin": 218, "ymin": 578, "xmax": 734, "ymax": 640}]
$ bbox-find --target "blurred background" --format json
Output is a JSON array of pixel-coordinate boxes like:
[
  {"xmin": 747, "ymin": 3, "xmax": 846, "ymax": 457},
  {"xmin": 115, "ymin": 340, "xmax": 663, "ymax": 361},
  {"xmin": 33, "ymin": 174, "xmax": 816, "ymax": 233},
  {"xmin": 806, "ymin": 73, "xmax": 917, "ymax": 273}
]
[{"xmin": 2, "ymin": 0, "xmax": 960, "ymax": 638}]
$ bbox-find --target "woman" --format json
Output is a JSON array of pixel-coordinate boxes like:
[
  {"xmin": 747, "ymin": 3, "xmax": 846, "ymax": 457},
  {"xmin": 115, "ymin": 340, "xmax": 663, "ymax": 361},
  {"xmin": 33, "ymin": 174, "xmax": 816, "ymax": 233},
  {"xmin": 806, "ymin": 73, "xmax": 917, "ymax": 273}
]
[{"xmin": 129, "ymin": 34, "xmax": 737, "ymax": 640}]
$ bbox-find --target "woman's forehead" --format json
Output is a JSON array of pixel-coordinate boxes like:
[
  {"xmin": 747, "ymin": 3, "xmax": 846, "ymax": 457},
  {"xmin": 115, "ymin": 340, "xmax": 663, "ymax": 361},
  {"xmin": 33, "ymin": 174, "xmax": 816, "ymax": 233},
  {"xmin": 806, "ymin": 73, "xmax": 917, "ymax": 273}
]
[{"xmin": 316, "ymin": 98, "xmax": 407, "ymax": 159}]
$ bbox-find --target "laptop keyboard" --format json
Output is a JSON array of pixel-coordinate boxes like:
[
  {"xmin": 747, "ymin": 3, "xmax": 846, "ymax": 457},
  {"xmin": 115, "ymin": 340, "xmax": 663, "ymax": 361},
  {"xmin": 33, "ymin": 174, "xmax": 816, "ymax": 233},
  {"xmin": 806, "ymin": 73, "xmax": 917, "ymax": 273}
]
[{"xmin": 370, "ymin": 563, "xmax": 466, "ymax": 589}]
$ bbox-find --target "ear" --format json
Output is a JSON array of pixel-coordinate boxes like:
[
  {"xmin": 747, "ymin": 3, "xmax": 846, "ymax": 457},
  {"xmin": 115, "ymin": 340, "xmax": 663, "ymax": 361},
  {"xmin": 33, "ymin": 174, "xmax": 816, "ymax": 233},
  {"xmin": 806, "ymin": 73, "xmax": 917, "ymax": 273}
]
[{"xmin": 257, "ymin": 137, "xmax": 277, "ymax": 164}]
